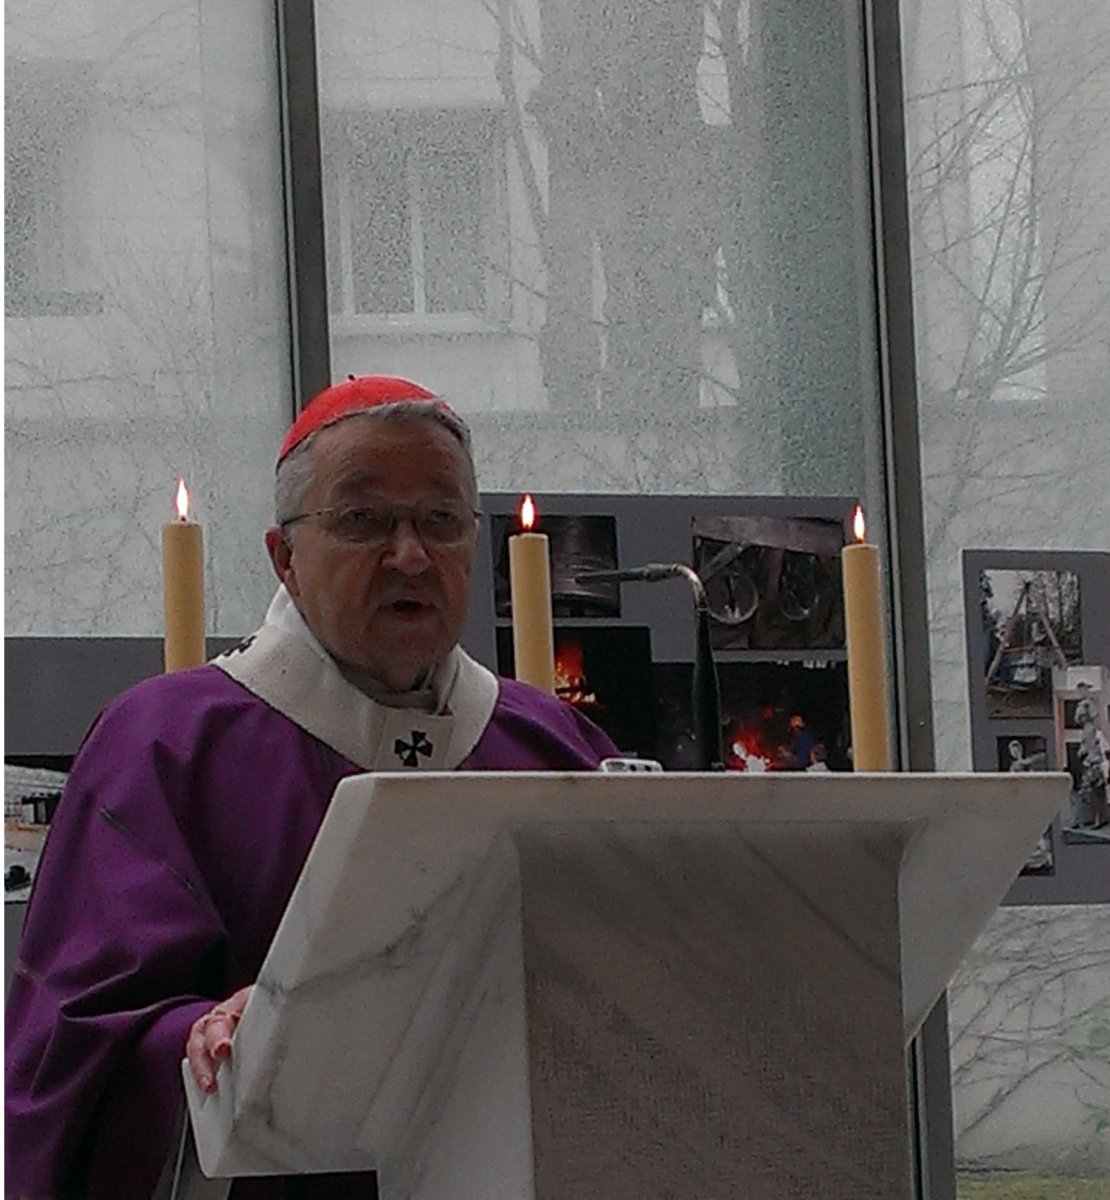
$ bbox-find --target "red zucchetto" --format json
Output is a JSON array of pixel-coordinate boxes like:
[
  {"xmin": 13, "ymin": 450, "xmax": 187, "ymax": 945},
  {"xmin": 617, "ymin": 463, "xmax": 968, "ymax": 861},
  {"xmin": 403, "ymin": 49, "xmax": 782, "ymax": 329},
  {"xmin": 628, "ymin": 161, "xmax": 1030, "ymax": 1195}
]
[{"xmin": 277, "ymin": 374, "xmax": 444, "ymax": 464}]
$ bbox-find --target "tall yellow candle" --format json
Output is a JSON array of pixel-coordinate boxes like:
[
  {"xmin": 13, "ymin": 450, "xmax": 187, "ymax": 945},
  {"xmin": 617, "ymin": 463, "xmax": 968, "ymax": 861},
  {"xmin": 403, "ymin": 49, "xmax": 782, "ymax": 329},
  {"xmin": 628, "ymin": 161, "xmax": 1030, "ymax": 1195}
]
[
  {"xmin": 509, "ymin": 494, "xmax": 555, "ymax": 694},
  {"xmin": 162, "ymin": 477, "xmax": 206, "ymax": 672},
  {"xmin": 842, "ymin": 505, "xmax": 893, "ymax": 771}
]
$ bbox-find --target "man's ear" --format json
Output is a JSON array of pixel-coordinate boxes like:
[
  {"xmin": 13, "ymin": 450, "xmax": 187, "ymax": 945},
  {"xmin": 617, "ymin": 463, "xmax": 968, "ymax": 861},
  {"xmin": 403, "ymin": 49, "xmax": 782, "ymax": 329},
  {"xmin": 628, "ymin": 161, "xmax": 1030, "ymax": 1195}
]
[{"xmin": 264, "ymin": 527, "xmax": 299, "ymax": 597}]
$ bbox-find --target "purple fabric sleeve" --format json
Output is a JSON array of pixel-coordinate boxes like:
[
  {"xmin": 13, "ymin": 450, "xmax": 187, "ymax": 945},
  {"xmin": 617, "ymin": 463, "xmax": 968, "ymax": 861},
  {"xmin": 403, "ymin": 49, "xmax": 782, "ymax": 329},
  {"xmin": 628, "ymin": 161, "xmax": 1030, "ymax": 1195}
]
[
  {"xmin": 5, "ymin": 669, "xmax": 364, "ymax": 1200},
  {"xmin": 5, "ymin": 666, "xmax": 614, "ymax": 1199}
]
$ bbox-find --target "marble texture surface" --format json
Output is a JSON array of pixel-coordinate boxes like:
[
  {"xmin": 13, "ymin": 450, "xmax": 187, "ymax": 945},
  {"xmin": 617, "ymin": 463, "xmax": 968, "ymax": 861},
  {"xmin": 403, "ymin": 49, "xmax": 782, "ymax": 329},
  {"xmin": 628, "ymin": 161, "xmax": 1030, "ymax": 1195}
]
[{"xmin": 184, "ymin": 771, "xmax": 1067, "ymax": 1198}]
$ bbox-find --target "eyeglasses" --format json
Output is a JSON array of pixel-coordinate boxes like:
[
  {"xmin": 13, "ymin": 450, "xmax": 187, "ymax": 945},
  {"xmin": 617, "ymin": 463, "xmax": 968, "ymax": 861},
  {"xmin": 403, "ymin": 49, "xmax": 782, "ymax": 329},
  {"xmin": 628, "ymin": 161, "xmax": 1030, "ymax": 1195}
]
[{"xmin": 280, "ymin": 500, "xmax": 481, "ymax": 547}]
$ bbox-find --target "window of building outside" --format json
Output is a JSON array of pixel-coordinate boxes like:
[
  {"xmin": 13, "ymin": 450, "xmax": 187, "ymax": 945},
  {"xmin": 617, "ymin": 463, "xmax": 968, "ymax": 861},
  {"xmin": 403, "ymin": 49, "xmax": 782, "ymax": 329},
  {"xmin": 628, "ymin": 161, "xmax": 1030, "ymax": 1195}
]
[
  {"xmin": 901, "ymin": 0, "xmax": 1110, "ymax": 1194},
  {"xmin": 5, "ymin": 60, "xmax": 104, "ymax": 319},
  {"xmin": 4, "ymin": 0, "xmax": 292, "ymax": 641},
  {"xmin": 325, "ymin": 110, "xmax": 508, "ymax": 323}
]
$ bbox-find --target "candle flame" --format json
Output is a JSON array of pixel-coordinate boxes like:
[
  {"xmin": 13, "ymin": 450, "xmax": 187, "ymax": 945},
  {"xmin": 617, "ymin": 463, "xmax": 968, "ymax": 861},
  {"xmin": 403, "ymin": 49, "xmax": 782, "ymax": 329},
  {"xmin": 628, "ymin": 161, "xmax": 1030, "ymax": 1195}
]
[
  {"xmin": 519, "ymin": 493, "xmax": 536, "ymax": 531},
  {"xmin": 175, "ymin": 477, "xmax": 190, "ymax": 522},
  {"xmin": 852, "ymin": 504, "xmax": 866, "ymax": 543}
]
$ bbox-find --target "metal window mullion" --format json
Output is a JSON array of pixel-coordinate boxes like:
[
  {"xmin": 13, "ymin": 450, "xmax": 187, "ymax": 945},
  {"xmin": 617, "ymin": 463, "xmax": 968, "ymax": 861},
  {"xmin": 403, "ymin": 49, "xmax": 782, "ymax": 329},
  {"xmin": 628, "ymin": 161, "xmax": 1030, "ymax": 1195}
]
[
  {"xmin": 862, "ymin": 0, "xmax": 952, "ymax": 1197},
  {"xmin": 275, "ymin": 0, "xmax": 331, "ymax": 411}
]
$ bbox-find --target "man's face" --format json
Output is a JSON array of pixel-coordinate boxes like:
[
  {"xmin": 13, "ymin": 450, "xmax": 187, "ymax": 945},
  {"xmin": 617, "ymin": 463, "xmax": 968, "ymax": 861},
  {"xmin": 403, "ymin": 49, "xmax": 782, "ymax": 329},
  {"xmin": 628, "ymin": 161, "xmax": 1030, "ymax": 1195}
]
[{"xmin": 266, "ymin": 417, "xmax": 479, "ymax": 691}]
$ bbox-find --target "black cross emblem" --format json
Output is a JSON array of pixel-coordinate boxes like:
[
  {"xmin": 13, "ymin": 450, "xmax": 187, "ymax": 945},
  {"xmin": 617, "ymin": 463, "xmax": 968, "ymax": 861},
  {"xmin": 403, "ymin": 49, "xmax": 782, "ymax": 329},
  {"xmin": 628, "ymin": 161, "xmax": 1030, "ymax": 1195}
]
[{"xmin": 394, "ymin": 730, "xmax": 434, "ymax": 768}]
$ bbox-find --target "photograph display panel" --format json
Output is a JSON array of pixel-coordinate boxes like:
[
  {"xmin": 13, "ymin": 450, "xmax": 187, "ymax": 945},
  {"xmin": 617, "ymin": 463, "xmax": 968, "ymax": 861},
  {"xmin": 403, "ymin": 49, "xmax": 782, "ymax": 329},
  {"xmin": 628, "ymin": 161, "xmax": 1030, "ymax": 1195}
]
[
  {"xmin": 964, "ymin": 550, "xmax": 1110, "ymax": 904},
  {"xmin": 471, "ymin": 493, "xmax": 857, "ymax": 771}
]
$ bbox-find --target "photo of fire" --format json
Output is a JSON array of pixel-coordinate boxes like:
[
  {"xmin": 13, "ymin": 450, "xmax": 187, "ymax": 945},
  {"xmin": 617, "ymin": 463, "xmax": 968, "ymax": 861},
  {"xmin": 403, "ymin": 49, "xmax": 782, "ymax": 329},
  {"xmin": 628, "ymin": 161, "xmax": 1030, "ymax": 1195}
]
[
  {"xmin": 654, "ymin": 660, "xmax": 851, "ymax": 772},
  {"xmin": 496, "ymin": 626, "xmax": 657, "ymax": 759},
  {"xmin": 492, "ymin": 513, "xmax": 620, "ymax": 619},
  {"xmin": 691, "ymin": 514, "xmax": 846, "ymax": 652}
]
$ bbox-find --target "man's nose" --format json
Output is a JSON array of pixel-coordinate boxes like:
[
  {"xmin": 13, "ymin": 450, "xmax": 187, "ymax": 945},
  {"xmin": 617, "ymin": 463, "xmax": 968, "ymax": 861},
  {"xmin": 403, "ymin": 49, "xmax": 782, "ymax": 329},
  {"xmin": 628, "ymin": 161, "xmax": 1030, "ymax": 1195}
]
[{"xmin": 380, "ymin": 517, "xmax": 431, "ymax": 573}]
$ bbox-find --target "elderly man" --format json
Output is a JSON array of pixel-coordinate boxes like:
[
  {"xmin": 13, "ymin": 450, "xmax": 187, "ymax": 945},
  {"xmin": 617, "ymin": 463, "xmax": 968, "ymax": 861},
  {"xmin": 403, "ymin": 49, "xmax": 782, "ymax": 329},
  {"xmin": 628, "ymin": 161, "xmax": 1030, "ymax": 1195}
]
[{"xmin": 6, "ymin": 376, "xmax": 617, "ymax": 1200}]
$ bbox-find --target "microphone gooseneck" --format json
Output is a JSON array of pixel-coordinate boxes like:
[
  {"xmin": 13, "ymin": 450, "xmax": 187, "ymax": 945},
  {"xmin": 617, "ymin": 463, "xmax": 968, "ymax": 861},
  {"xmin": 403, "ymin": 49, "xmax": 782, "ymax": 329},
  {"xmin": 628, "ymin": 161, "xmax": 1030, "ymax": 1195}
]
[{"xmin": 575, "ymin": 564, "xmax": 723, "ymax": 771}]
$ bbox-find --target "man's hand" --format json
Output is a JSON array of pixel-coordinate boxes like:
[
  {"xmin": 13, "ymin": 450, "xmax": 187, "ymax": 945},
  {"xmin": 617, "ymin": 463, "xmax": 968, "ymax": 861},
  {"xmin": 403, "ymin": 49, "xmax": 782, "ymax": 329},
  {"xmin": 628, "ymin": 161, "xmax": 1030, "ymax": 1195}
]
[{"xmin": 186, "ymin": 986, "xmax": 252, "ymax": 1093}]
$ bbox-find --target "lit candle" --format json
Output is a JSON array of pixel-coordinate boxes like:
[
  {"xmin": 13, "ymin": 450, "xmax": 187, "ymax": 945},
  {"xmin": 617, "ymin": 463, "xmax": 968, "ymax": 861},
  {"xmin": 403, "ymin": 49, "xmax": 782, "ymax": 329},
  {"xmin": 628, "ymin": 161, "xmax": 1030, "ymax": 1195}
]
[
  {"xmin": 842, "ymin": 505, "xmax": 893, "ymax": 770},
  {"xmin": 162, "ymin": 477, "xmax": 206, "ymax": 672},
  {"xmin": 509, "ymin": 494, "xmax": 555, "ymax": 694}
]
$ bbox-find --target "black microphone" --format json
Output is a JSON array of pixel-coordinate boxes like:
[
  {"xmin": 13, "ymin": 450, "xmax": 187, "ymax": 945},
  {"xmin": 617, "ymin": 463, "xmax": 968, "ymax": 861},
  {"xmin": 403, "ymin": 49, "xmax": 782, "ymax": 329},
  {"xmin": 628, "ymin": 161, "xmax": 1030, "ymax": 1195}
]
[{"xmin": 576, "ymin": 564, "xmax": 724, "ymax": 771}]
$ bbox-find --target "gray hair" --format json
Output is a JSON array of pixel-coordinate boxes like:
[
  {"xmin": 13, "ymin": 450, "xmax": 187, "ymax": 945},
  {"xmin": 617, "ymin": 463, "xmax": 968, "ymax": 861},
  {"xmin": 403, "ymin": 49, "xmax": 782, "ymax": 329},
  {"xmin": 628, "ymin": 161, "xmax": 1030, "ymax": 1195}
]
[{"xmin": 273, "ymin": 400, "xmax": 478, "ymax": 526}]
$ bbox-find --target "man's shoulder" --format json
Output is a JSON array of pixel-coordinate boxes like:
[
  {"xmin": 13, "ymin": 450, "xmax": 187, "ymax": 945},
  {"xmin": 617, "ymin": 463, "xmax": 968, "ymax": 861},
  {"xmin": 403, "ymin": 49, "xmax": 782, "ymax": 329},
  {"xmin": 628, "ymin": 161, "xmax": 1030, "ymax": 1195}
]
[
  {"xmin": 51, "ymin": 667, "xmax": 285, "ymax": 839},
  {"xmin": 102, "ymin": 663, "xmax": 253, "ymax": 719},
  {"xmin": 86, "ymin": 663, "xmax": 271, "ymax": 752}
]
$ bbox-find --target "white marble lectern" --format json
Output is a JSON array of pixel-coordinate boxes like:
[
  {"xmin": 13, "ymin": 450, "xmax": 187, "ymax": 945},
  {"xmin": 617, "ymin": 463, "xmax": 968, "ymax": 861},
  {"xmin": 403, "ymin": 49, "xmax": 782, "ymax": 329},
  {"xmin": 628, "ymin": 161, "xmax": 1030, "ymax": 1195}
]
[{"xmin": 182, "ymin": 771, "xmax": 1066, "ymax": 1200}]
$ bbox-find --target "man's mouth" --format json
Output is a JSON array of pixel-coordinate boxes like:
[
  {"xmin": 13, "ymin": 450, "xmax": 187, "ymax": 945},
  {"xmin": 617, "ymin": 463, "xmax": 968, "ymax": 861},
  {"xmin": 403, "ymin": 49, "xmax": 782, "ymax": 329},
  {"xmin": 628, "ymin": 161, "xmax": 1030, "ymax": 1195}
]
[{"xmin": 385, "ymin": 598, "xmax": 433, "ymax": 616}]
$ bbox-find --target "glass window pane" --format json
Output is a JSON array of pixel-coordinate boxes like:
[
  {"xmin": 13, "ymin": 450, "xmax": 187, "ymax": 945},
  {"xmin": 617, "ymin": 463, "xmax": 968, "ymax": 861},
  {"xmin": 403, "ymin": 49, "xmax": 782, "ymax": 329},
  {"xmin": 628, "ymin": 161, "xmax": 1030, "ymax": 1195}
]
[
  {"xmin": 902, "ymin": 0, "xmax": 1110, "ymax": 1188},
  {"xmin": 904, "ymin": 0, "xmax": 1110, "ymax": 766},
  {"xmin": 4, "ymin": 2, "xmax": 291, "ymax": 639},
  {"xmin": 317, "ymin": 0, "xmax": 883, "ymax": 505}
]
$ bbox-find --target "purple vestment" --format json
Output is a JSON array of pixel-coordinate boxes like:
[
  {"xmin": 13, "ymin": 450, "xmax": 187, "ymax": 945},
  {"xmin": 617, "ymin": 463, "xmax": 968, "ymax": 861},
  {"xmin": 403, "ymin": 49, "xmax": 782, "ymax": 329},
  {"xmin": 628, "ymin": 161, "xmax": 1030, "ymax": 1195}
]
[{"xmin": 5, "ymin": 666, "xmax": 616, "ymax": 1200}]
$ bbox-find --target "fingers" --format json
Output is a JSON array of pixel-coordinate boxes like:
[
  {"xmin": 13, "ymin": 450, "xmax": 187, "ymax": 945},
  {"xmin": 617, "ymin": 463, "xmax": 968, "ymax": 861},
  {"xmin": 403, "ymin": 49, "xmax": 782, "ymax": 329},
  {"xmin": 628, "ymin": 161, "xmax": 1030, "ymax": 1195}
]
[
  {"xmin": 186, "ymin": 1010, "xmax": 235, "ymax": 1094},
  {"xmin": 186, "ymin": 987, "xmax": 252, "ymax": 1094},
  {"xmin": 185, "ymin": 1014, "xmax": 216, "ymax": 1094}
]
